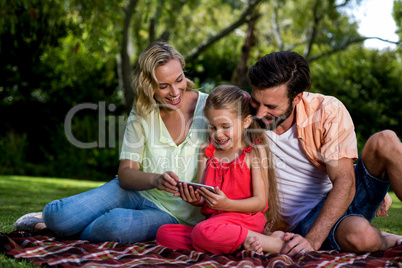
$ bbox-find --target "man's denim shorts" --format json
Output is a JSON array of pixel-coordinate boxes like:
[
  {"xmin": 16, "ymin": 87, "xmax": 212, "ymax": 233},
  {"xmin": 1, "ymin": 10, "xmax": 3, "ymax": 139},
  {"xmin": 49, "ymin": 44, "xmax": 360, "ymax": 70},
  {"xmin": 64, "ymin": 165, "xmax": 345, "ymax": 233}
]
[{"xmin": 292, "ymin": 157, "xmax": 390, "ymax": 250}]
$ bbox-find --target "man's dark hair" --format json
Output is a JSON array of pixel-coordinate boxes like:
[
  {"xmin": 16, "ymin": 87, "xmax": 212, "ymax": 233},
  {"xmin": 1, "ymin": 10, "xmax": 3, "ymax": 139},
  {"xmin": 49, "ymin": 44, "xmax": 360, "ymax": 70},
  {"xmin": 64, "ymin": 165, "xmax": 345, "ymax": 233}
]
[{"xmin": 248, "ymin": 51, "xmax": 311, "ymax": 100}]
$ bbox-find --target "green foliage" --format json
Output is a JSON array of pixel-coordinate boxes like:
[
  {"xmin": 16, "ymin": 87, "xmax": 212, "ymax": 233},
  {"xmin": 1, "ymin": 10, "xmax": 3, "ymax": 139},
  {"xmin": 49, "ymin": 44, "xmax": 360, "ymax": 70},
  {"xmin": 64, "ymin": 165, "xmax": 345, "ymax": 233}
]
[
  {"xmin": 310, "ymin": 46, "xmax": 402, "ymax": 152},
  {"xmin": 249, "ymin": 0, "xmax": 361, "ymax": 61},
  {"xmin": 394, "ymin": 0, "xmax": 402, "ymax": 36},
  {"xmin": 0, "ymin": 0, "xmax": 121, "ymax": 180},
  {"xmin": 394, "ymin": 0, "xmax": 402, "ymax": 54},
  {"xmin": 0, "ymin": 132, "xmax": 28, "ymax": 175},
  {"xmin": 130, "ymin": 0, "xmax": 246, "ymax": 89},
  {"xmin": 44, "ymin": 118, "xmax": 121, "ymax": 180},
  {"xmin": 0, "ymin": 0, "xmax": 401, "ymax": 180},
  {"xmin": 188, "ymin": 36, "xmax": 244, "ymax": 92}
]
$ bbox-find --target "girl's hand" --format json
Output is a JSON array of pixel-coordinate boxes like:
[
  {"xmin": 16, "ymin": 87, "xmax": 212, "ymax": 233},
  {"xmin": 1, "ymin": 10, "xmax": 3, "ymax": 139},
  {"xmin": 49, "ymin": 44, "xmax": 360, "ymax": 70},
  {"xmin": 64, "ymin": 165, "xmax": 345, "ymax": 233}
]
[
  {"xmin": 155, "ymin": 171, "xmax": 179, "ymax": 194},
  {"xmin": 199, "ymin": 187, "xmax": 229, "ymax": 210},
  {"xmin": 175, "ymin": 182, "xmax": 204, "ymax": 206}
]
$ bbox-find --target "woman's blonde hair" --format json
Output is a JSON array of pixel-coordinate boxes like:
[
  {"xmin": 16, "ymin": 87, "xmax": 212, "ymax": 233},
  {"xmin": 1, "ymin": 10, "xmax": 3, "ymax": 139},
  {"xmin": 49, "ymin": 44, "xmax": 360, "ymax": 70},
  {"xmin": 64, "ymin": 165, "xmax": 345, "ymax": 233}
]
[
  {"xmin": 132, "ymin": 42, "xmax": 195, "ymax": 117},
  {"xmin": 204, "ymin": 85, "xmax": 283, "ymax": 230}
]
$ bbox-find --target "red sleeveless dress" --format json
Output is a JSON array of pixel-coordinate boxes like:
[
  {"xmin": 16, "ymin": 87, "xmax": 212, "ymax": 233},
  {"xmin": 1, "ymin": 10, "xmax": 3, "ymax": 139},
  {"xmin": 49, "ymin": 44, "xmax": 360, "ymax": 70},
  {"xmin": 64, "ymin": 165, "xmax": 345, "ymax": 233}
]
[
  {"xmin": 201, "ymin": 141, "xmax": 268, "ymax": 217},
  {"xmin": 156, "ymin": 142, "xmax": 268, "ymax": 255}
]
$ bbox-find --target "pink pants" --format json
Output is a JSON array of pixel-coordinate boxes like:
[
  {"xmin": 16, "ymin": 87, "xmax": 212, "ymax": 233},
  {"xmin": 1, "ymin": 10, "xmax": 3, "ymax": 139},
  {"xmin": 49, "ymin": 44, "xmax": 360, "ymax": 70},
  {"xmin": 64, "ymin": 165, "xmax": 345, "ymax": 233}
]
[{"xmin": 156, "ymin": 212, "xmax": 266, "ymax": 255}]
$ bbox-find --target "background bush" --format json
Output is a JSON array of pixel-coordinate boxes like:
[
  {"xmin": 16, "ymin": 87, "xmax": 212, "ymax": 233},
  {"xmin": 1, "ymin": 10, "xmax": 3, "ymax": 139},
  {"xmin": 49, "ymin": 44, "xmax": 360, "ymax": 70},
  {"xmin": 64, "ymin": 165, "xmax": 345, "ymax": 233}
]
[{"xmin": 0, "ymin": 0, "xmax": 401, "ymax": 181}]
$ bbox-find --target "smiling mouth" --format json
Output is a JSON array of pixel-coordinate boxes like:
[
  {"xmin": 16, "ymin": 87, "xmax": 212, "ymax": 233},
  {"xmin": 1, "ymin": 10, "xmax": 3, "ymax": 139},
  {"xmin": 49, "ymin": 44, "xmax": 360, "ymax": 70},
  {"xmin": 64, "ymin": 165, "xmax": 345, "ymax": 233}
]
[
  {"xmin": 260, "ymin": 117, "xmax": 275, "ymax": 125},
  {"xmin": 214, "ymin": 139, "xmax": 230, "ymax": 146},
  {"xmin": 166, "ymin": 94, "xmax": 181, "ymax": 105},
  {"xmin": 255, "ymin": 116, "xmax": 276, "ymax": 129}
]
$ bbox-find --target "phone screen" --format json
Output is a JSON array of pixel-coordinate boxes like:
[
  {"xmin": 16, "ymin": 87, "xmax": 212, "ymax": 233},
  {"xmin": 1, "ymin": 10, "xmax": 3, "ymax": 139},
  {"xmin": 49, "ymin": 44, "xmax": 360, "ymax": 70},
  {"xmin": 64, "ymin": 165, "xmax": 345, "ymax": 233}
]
[{"xmin": 178, "ymin": 181, "xmax": 216, "ymax": 193}]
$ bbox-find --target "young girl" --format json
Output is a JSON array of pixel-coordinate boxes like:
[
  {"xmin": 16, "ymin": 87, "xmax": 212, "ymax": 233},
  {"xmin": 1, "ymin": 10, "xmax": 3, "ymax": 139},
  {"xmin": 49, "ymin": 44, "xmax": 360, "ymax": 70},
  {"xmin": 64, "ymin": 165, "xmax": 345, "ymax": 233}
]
[{"xmin": 156, "ymin": 85, "xmax": 289, "ymax": 254}]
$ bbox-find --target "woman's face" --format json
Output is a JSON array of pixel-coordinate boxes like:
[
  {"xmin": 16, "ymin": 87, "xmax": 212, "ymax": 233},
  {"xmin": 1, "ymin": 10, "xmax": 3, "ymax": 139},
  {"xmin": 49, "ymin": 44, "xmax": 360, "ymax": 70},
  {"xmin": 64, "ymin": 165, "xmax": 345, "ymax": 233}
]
[{"xmin": 154, "ymin": 59, "xmax": 187, "ymax": 110}]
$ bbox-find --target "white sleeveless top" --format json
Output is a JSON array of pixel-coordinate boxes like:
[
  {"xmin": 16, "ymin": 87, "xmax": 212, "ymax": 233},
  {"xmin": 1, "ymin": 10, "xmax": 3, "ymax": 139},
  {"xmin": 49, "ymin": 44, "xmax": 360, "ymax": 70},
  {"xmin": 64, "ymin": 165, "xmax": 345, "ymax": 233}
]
[{"xmin": 266, "ymin": 124, "xmax": 333, "ymax": 230}]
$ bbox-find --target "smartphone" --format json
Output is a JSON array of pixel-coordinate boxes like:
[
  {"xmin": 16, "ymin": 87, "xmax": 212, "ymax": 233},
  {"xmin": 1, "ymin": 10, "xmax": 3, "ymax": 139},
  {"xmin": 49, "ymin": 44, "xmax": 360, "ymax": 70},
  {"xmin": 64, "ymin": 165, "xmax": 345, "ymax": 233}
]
[{"xmin": 178, "ymin": 180, "xmax": 216, "ymax": 193}]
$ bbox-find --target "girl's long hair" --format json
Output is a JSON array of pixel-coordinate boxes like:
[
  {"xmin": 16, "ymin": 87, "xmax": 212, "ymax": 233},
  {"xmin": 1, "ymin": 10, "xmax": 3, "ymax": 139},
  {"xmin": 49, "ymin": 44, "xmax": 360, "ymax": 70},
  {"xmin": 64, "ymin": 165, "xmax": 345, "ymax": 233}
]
[
  {"xmin": 204, "ymin": 85, "xmax": 283, "ymax": 230},
  {"xmin": 131, "ymin": 42, "xmax": 194, "ymax": 117}
]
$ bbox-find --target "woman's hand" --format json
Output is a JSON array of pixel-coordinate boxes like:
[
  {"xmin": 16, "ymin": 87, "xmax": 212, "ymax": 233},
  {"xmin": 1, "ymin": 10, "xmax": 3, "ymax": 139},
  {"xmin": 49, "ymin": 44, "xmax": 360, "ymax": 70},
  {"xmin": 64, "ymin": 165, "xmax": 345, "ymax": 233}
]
[
  {"xmin": 175, "ymin": 183, "xmax": 204, "ymax": 206},
  {"xmin": 155, "ymin": 171, "xmax": 179, "ymax": 194},
  {"xmin": 198, "ymin": 187, "xmax": 229, "ymax": 210}
]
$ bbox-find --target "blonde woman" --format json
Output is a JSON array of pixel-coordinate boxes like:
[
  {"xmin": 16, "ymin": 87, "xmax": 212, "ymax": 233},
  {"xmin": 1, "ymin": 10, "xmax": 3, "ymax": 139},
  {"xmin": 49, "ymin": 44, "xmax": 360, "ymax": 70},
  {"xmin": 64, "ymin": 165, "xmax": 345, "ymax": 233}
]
[{"xmin": 14, "ymin": 42, "xmax": 209, "ymax": 243}]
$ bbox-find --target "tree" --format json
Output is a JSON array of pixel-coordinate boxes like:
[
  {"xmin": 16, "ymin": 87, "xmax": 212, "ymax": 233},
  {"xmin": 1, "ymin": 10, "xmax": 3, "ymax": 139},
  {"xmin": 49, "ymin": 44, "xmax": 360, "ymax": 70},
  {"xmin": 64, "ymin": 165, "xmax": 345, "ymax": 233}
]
[
  {"xmin": 119, "ymin": 0, "xmax": 264, "ymax": 111},
  {"xmin": 311, "ymin": 46, "xmax": 402, "ymax": 151},
  {"xmin": 1, "ymin": 0, "xmax": 400, "ymax": 180},
  {"xmin": 231, "ymin": 9, "xmax": 259, "ymax": 89},
  {"xmin": 0, "ymin": 0, "xmax": 120, "ymax": 179},
  {"xmin": 393, "ymin": 0, "xmax": 402, "ymax": 54}
]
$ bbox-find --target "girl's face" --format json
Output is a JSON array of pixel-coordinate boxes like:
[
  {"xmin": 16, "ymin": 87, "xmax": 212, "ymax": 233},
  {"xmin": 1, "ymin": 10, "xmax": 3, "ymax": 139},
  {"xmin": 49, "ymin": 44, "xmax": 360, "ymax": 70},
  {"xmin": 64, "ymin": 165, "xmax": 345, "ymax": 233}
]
[
  {"xmin": 154, "ymin": 59, "xmax": 187, "ymax": 110},
  {"xmin": 206, "ymin": 108, "xmax": 251, "ymax": 151}
]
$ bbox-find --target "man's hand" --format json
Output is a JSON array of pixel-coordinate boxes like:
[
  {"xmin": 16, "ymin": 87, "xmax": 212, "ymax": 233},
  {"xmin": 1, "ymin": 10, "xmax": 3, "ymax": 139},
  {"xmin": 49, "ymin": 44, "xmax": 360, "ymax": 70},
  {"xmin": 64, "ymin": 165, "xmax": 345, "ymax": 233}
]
[
  {"xmin": 281, "ymin": 234, "xmax": 316, "ymax": 258},
  {"xmin": 155, "ymin": 171, "xmax": 179, "ymax": 194}
]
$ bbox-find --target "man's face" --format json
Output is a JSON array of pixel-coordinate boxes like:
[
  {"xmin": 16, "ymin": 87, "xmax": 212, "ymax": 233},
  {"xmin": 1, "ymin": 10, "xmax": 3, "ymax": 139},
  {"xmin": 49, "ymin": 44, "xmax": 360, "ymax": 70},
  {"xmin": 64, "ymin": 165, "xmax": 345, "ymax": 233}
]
[{"xmin": 250, "ymin": 84, "xmax": 294, "ymax": 131}]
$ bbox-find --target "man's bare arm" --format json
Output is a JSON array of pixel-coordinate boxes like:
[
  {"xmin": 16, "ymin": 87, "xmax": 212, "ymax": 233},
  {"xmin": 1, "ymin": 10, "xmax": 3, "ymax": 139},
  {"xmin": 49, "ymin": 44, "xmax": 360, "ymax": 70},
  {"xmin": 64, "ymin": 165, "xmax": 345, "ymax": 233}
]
[
  {"xmin": 281, "ymin": 158, "xmax": 355, "ymax": 256},
  {"xmin": 304, "ymin": 158, "xmax": 356, "ymax": 249}
]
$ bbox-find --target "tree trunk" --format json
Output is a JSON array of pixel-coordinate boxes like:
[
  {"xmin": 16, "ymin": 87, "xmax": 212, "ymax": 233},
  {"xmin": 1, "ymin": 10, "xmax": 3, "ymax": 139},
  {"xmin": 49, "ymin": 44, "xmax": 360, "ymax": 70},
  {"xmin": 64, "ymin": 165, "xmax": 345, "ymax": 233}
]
[
  {"xmin": 231, "ymin": 13, "xmax": 258, "ymax": 91},
  {"xmin": 303, "ymin": 0, "xmax": 322, "ymax": 60},
  {"xmin": 119, "ymin": 0, "xmax": 138, "ymax": 113}
]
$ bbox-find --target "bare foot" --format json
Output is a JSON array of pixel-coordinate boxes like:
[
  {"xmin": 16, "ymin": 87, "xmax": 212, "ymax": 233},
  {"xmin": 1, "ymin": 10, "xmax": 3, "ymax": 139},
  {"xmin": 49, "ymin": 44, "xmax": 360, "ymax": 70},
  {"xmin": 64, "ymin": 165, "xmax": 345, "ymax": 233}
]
[
  {"xmin": 271, "ymin": 230, "xmax": 285, "ymax": 239},
  {"xmin": 381, "ymin": 231, "xmax": 402, "ymax": 248},
  {"xmin": 243, "ymin": 236, "xmax": 263, "ymax": 253},
  {"xmin": 376, "ymin": 193, "xmax": 392, "ymax": 217},
  {"xmin": 244, "ymin": 230, "xmax": 288, "ymax": 253}
]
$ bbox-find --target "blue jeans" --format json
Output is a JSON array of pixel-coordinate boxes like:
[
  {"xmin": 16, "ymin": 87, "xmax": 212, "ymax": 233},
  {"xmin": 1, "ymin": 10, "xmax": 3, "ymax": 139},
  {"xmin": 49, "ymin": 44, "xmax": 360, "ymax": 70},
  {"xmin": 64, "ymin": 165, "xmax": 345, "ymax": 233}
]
[
  {"xmin": 292, "ymin": 157, "xmax": 390, "ymax": 250},
  {"xmin": 42, "ymin": 178, "xmax": 179, "ymax": 243}
]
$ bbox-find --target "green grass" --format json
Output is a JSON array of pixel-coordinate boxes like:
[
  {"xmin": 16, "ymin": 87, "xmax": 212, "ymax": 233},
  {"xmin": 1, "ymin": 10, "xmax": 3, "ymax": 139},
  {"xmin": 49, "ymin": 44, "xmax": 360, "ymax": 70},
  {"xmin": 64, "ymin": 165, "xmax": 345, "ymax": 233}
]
[
  {"xmin": 0, "ymin": 176, "xmax": 103, "ymax": 234},
  {"xmin": 0, "ymin": 176, "xmax": 401, "ymax": 267},
  {"xmin": 0, "ymin": 175, "xmax": 103, "ymax": 268},
  {"xmin": 371, "ymin": 191, "xmax": 402, "ymax": 235}
]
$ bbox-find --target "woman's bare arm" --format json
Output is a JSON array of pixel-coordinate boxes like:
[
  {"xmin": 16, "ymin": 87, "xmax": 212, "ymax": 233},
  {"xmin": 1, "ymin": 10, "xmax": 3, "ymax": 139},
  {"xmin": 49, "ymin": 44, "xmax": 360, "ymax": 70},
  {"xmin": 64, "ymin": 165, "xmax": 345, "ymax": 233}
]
[{"xmin": 118, "ymin": 159, "xmax": 179, "ymax": 194}]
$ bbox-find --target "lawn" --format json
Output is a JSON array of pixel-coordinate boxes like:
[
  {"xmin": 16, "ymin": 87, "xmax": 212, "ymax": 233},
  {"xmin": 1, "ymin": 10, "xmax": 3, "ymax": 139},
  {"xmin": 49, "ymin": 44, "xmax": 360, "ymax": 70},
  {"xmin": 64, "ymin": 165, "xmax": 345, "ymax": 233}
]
[
  {"xmin": 0, "ymin": 176, "xmax": 104, "ymax": 268},
  {"xmin": 0, "ymin": 175, "xmax": 401, "ymax": 267}
]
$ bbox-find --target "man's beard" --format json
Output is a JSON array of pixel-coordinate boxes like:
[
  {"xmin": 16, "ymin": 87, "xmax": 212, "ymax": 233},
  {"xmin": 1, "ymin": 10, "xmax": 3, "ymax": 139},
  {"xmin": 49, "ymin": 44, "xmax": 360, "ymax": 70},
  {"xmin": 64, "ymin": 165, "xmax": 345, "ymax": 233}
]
[{"xmin": 255, "ymin": 102, "xmax": 294, "ymax": 131}]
